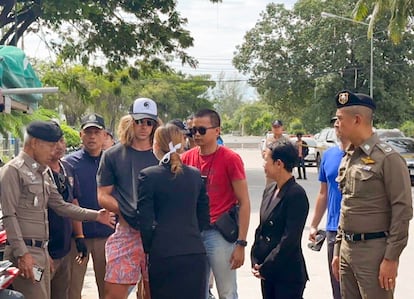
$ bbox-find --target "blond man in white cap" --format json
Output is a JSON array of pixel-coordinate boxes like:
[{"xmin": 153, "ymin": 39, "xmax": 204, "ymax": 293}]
[{"xmin": 97, "ymin": 98, "xmax": 160, "ymax": 299}]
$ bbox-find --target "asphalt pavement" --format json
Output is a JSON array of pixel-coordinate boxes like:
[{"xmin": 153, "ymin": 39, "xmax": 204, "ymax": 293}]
[{"xmin": 81, "ymin": 147, "xmax": 414, "ymax": 299}]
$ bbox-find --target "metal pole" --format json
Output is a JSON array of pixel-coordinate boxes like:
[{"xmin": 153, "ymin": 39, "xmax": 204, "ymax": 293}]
[
  {"xmin": 321, "ymin": 12, "xmax": 373, "ymax": 97},
  {"xmin": 370, "ymin": 36, "xmax": 373, "ymax": 98}
]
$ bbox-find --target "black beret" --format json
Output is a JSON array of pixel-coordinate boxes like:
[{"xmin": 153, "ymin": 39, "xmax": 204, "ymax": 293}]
[
  {"xmin": 27, "ymin": 121, "xmax": 63, "ymax": 142},
  {"xmin": 81, "ymin": 113, "xmax": 105, "ymax": 130},
  {"xmin": 335, "ymin": 90, "xmax": 376, "ymax": 110}
]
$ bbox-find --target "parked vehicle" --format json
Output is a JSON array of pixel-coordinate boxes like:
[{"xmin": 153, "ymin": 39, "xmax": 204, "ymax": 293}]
[
  {"xmin": 374, "ymin": 128, "xmax": 405, "ymax": 140},
  {"xmin": 383, "ymin": 137, "xmax": 414, "ymax": 185},
  {"xmin": 314, "ymin": 128, "xmax": 338, "ymax": 168}
]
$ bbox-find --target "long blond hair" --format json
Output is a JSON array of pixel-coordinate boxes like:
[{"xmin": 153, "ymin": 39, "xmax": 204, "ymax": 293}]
[
  {"xmin": 154, "ymin": 124, "xmax": 185, "ymax": 175},
  {"xmin": 117, "ymin": 115, "xmax": 161, "ymax": 146}
]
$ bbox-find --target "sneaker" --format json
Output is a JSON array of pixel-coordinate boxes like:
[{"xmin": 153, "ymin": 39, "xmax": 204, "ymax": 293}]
[{"xmin": 208, "ymin": 289, "xmax": 216, "ymax": 299}]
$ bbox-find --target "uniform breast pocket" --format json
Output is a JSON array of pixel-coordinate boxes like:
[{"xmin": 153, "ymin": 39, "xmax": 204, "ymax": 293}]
[
  {"xmin": 24, "ymin": 184, "xmax": 44, "ymax": 208},
  {"xmin": 352, "ymin": 168, "xmax": 375, "ymax": 196}
]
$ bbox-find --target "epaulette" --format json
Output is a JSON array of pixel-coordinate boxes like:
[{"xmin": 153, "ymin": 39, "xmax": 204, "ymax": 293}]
[
  {"xmin": 376, "ymin": 143, "xmax": 395, "ymax": 155},
  {"xmin": 9, "ymin": 157, "xmax": 25, "ymax": 168}
]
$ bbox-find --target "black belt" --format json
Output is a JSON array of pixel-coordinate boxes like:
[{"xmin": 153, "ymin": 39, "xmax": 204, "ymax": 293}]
[
  {"xmin": 6, "ymin": 239, "xmax": 49, "ymax": 249},
  {"xmin": 342, "ymin": 231, "xmax": 388, "ymax": 242}
]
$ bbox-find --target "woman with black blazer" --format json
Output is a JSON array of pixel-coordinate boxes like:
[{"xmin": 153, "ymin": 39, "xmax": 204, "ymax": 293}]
[
  {"xmin": 251, "ymin": 141, "xmax": 309, "ymax": 299},
  {"xmin": 137, "ymin": 124, "xmax": 210, "ymax": 299}
]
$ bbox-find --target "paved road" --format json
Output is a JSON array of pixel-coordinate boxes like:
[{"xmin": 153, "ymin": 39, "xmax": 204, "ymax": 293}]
[{"xmin": 82, "ymin": 148, "xmax": 414, "ymax": 298}]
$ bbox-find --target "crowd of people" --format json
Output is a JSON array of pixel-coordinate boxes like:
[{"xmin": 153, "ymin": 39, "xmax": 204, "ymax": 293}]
[{"xmin": 0, "ymin": 90, "xmax": 412, "ymax": 299}]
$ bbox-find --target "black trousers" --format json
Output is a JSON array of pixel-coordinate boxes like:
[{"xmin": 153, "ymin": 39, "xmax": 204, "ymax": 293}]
[
  {"xmin": 261, "ymin": 279, "xmax": 306, "ymax": 299},
  {"xmin": 149, "ymin": 253, "xmax": 208, "ymax": 299}
]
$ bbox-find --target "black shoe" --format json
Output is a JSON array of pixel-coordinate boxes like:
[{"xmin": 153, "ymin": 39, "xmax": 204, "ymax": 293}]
[{"xmin": 297, "ymin": 176, "xmax": 302, "ymax": 179}]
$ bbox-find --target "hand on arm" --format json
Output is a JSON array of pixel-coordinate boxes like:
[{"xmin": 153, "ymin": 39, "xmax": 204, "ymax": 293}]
[
  {"xmin": 309, "ymin": 182, "xmax": 328, "ymax": 242},
  {"xmin": 230, "ymin": 179, "xmax": 250, "ymax": 270},
  {"xmin": 96, "ymin": 209, "xmax": 116, "ymax": 229}
]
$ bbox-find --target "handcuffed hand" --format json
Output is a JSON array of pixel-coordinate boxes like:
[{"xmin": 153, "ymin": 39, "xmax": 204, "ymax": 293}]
[{"xmin": 75, "ymin": 237, "xmax": 88, "ymax": 264}]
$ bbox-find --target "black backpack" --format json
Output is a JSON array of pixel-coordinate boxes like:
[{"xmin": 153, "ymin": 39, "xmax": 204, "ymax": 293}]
[{"xmin": 302, "ymin": 141, "xmax": 309, "ymax": 157}]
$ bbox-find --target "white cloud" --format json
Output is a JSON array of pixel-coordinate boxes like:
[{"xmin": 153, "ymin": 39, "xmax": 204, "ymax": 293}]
[{"xmin": 172, "ymin": 0, "xmax": 296, "ymax": 78}]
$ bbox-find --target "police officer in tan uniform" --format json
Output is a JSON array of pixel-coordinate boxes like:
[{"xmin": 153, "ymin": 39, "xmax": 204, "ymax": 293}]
[
  {"xmin": 263, "ymin": 120, "xmax": 290, "ymax": 185},
  {"xmin": 0, "ymin": 121, "xmax": 115, "ymax": 299},
  {"xmin": 331, "ymin": 90, "xmax": 413, "ymax": 299}
]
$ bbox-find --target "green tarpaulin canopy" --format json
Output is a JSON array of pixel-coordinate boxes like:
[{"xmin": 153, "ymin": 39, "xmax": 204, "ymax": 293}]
[{"xmin": 0, "ymin": 45, "xmax": 42, "ymax": 110}]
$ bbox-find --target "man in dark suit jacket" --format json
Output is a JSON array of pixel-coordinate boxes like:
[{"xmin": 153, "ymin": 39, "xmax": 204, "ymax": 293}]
[{"xmin": 251, "ymin": 141, "xmax": 309, "ymax": 299}]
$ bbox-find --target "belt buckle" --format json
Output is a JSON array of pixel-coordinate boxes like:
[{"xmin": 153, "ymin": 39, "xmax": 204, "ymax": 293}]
[
  {"xmin": 345, "ymin": 233, "xmax": 355, "ymax": 242},
  {"xmin": 43, "ymin": 240, "xmax": 49, "ymax": 248}
]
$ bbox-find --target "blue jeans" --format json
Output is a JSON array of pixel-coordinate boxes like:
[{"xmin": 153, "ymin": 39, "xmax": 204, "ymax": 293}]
[{"xmin": 202, "ymin": 229, "xmax": 238, "ymax": 299}]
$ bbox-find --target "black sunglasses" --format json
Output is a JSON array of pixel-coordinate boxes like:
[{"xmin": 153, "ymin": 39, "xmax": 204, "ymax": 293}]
[
  {"xmin": 190, "ymin": 126, "xmax": 217, "ymax": 136},
  {"xmin": 135, "ymin": 119, "xmax": 155, "ymax": 126},
  {"xmin": 57, "ymin": 173, "xmax": 67, "ymax": 194}
]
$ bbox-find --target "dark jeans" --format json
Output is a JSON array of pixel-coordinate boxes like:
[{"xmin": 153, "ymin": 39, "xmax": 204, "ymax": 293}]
[
  {"xmin": 297, "ymin": 157, "xmax": 306, "ymax": 179},
  {"xmin": 327, "ymin": 231, "xmax": 341, "ymax": 299}
]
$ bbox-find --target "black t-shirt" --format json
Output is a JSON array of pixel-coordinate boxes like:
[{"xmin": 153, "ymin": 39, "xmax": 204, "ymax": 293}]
[
  {"xmin": 48, "ymin": 160, "xmax": 74, "ymax": 259},
  {"xmin": 97, "ymin": 143, "xmax": 158, "ymax": 230}
]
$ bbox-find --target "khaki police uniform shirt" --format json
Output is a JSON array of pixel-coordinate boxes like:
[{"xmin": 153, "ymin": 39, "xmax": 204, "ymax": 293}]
[
  {"xmin": 334, "ymin": 134, "xmax": 413, "ymax": 260},
  {"xmin": 264, "ymin": 134, "xmax": 290, "ymax": 151},
  {"xmin": 0, "ymin": 151, "xmax": 98, "ymax": 258}
]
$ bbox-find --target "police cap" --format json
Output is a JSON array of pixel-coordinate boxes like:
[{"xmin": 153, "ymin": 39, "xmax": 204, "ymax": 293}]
[
  {"xmin": 272, "ymin": 120, "xmax": 283, "ymax": 127},
  {"xmin": 81, "ymin": 113, "xmax": 105, "ymax": 130},
  {"xmin": 335, "ymin": 90, "xmax": 376, "ymax": 110},
  {"xmin": 27, "ymin": 121, "xmax": 63, "ymax": 142}
]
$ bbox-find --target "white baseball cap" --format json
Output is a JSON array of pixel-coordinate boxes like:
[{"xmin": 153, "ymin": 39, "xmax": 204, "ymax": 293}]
[{"xmin": 129, "ymin": 97, "xmax": 158, "ymax": 121}]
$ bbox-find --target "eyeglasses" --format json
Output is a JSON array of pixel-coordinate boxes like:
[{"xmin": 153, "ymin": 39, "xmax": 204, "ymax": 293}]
[
  {"xmin": 57, "ymin": 173, "xmax": 67, "ymax": 194},
  {"xmin": 135, "ymin": 119, "xmax": 155, "ymax": 126},
  {"xmin": 190, "ymin": 126, "xmax": 217, "ymax": 136}
]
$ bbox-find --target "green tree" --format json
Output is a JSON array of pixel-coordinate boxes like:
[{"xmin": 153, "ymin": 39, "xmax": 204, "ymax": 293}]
[
  {"xmin": 0, "ymin": 0, "xmax": 220, "ymax": 69},
  {"xmin": 233, "ymin": 0, "xmax": 414, "ymax": 133},
  {"xmin": 227, "ymin": 102, "xmax": 274, "ymax": 136},
  {"xmin": 38, "ymin": 63, "xmax": 215, "ymax": 130},
  {"xmin": 211, "ymin": 72, "xmax": 246, "ymax": 119},
  {"xmin": 353, "ymin": 0, "xmax": 413, "ymax": 43}
]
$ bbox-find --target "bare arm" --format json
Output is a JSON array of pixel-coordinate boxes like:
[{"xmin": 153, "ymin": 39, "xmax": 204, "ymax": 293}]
[
  {"xmin": 71, "ymin": 199, "xmax": 84, "ymax": 238},
  {"xmin": 309, "ymin": 182, "xmax": 328, "ymax": 242},
  {"xmin": 230, "ymin": 179, "xmax": 251, "ymax": 269},
  {"xmin": 97, "ymin": 185, "xmax": 120, "ymax": 214}
]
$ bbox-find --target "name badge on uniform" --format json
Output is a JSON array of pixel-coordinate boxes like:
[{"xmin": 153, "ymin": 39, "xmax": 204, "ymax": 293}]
[
  {"xmin": 34, "ymin": 196, "xmax": 39, "ymax": 207},
  {"xmin": 362, "ymin": 165, "xmax": 372, "ymax": 171}
]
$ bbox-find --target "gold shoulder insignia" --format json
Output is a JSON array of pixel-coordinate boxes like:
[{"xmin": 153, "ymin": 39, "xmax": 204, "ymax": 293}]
[{"xmin": 361, "ymin": 156, "xmax": 375, "ymax": 164}]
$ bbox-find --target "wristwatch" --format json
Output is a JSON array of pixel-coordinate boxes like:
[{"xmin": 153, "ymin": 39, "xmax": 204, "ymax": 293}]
[{"xmin": 235, "ymin": 239, "xmax": 248, "ymax": 247}]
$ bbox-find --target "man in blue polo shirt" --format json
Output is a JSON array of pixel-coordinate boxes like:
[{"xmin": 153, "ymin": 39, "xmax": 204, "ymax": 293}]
[
  {"xmin": 65, "ymin": 113, "xmax": 114, "ymax": 299},
  {"xmin": 308, "ymin": 117, "xmax": 349, "ymax": 299}
]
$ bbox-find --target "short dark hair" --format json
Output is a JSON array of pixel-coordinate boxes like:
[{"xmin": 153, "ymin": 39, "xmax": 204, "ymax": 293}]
[
  {"xmin": 269, "ymin": 141, "xmax": 298, "ymax": 172},
  {"xmin": 194, "ymin": 109, "xmax": 221, "ymax": 128}
]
